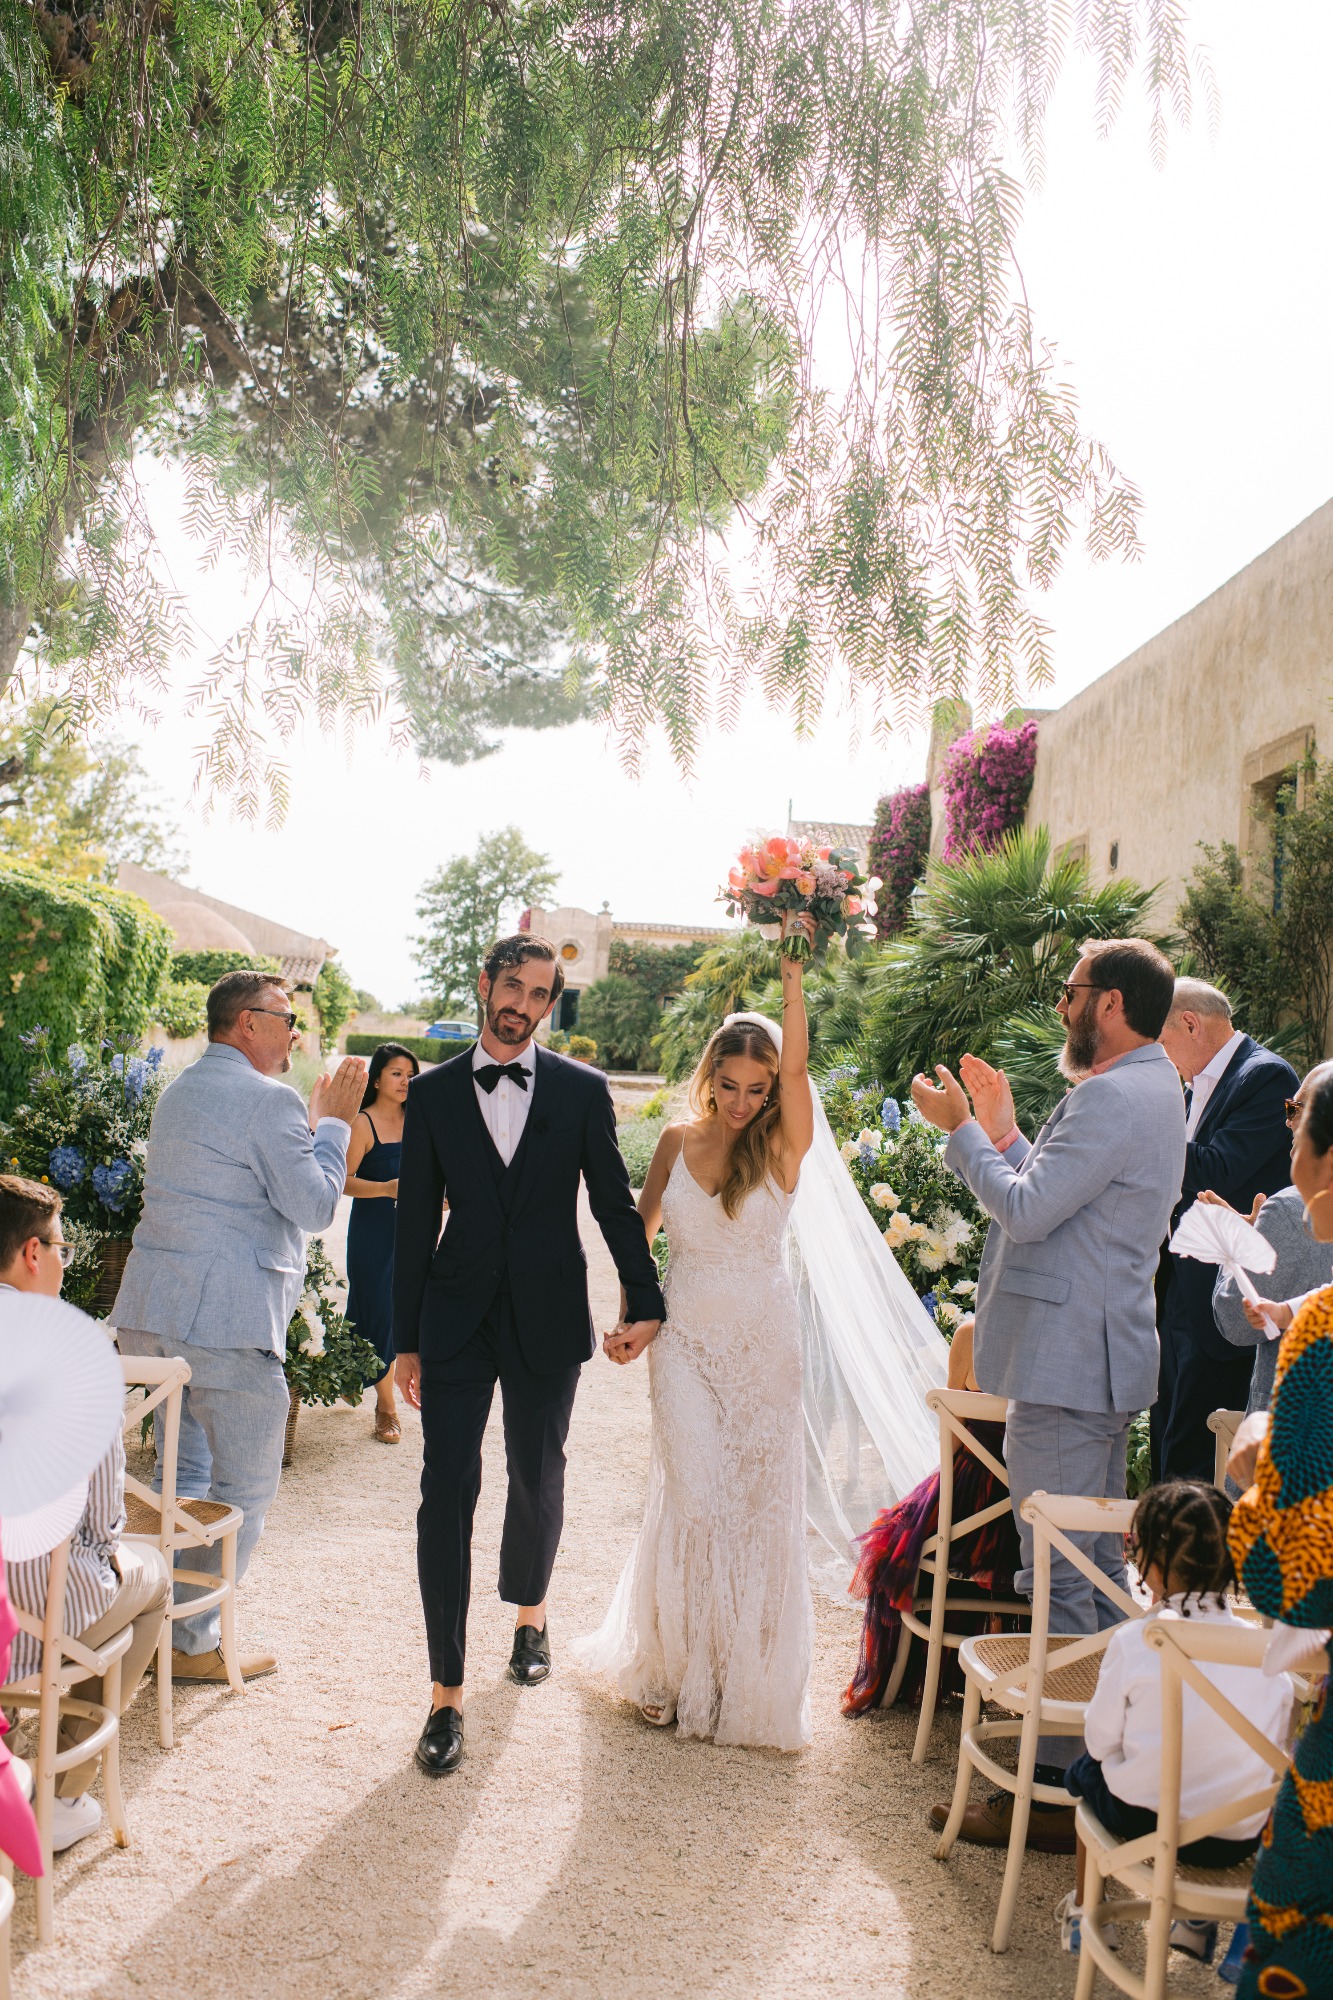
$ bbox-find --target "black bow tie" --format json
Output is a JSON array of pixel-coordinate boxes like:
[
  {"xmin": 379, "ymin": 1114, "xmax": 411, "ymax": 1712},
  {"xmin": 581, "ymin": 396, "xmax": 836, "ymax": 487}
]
[{"xmin": 475, "ymin": 1062, "xmax": 529, "ymax": 1094}]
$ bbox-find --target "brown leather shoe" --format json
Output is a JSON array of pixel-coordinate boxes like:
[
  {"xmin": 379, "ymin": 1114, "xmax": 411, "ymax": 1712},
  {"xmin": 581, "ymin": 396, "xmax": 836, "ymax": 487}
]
[
  {"xmin": 930, "ymin": 1788, "xmax": 1076, "ymax": 1854},
  {"xmin": 373, "ymin": 1411, "xmax": 402, "ymax": 1444},
  {"xmin": 169, "ymin": 1647, "xmax": 276, "ymax": 1682}
]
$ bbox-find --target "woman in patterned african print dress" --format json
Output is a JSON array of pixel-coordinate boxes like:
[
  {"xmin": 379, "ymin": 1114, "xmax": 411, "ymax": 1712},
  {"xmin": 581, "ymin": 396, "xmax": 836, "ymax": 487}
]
[{"xmin": 1228, "ymin": 1061, "xmax": 1333, "ymax": 2000}]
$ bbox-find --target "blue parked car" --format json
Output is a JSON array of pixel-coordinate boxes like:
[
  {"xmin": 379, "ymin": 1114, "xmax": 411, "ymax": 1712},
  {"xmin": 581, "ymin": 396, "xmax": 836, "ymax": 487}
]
[{"xmin": 425, "ymin": 1019, "xmax": 476, "ymax": 1044}]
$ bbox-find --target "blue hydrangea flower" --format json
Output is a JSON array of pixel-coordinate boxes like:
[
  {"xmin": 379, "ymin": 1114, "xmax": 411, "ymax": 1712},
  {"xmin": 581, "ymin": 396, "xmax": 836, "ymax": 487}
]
[
  {"xmin": 92, "ymin": 1159, "xmax": 133, "ymax": 1212},
  {"xmin": 66, "ymin": 1045, "xmax": 89, "ymax": 1074},
  {"xmin": 919, "ymin": 1290, "xmax": 938, "ymax": 1320},
  {"xmin": 881, "ymin": 1096, "xmax": 902, "ymax": 1134},
  {"xmin": 48, "ymin": 1145, "xmax": 88, "ymax": 1190}
]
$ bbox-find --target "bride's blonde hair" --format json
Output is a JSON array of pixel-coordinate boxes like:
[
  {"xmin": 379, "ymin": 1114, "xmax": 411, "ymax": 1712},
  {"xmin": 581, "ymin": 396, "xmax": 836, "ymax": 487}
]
[{"xmin": 687, "ymin": 1017, "xmax": 782, "ymax": 1219}]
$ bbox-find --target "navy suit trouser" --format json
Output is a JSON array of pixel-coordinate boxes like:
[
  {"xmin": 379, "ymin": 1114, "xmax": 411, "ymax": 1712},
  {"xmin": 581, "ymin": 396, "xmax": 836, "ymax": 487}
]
[{"xmin": 417, "ymin": 1292, "xmax": 582, "ymax": 1686}]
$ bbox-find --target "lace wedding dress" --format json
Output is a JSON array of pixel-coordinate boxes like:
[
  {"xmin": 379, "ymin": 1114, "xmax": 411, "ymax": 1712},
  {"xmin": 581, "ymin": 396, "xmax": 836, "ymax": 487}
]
[{"xmin": 578, "ymin": 1149, "xmax": 814, "ymax": 1751}]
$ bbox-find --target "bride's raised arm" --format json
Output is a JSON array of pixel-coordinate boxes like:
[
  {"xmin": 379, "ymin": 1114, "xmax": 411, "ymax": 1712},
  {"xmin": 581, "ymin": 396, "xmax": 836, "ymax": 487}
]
[{"xmin": 777, "ymin": 914, "xmax": 815, "ymax": 1171}]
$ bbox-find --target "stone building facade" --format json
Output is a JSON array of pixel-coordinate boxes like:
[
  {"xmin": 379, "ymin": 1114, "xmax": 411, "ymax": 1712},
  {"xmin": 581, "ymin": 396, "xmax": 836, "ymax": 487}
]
[
  {"xmin": 522, "ymin": 904, "xmax": 728, "ymax": 1031},
  {"xmin": 1019, "ymin": 498, "xmax": 1333, "ymax": 923}
]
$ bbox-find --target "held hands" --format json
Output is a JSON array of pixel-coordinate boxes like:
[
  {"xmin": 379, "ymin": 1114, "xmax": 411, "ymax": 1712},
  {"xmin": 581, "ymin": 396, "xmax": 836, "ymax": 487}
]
[
  {"xmin": 311, "ymin": 1056, "xmax": 368, "ymax": 1129},
  {"xmin": 603, "ymin": 1319, "xmax": 662, "ymax": 1365},
  {"xmin": 1226, "ymin": 1410, "xmax": 1269, "ymax": 1489},
  {"xmin": 910, "ymin": 1064, "xmax": 973, "ymax": 1134},
  {"xmin": 780, "ymin": 909, "xmax": 817, "ymax": 957}
]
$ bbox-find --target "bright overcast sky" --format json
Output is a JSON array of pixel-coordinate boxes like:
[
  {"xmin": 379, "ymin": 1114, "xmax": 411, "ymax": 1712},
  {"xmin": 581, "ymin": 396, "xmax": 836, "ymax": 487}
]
[{"xmin": 83, "ymin": 1, "xmax": 1333, "ymax": 1004}]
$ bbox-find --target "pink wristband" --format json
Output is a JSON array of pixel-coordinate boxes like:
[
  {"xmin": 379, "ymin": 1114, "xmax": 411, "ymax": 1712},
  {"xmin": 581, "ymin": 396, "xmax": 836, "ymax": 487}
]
[{"xmin": 995, "ymin": 1125, "xmax": 1022, "ymax": 1154}]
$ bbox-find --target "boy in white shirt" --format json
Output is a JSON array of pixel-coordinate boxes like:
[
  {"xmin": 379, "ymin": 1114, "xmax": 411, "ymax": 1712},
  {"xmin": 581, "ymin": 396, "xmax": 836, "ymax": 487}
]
[{"xmin": 1058, "ymin": 1480, "xmax": 1292, "ymax": 1966}]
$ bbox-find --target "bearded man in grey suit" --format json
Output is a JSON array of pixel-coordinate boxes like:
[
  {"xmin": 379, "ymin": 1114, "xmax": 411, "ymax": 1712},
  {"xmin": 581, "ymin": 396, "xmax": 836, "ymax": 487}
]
[
  {"xmin": 114, "ymin": 970, "xmax": 366, "ymax": 1681},
  {"xmin": 912, "ymin": 937, "xmax": 1184, "ymax": 1853}
]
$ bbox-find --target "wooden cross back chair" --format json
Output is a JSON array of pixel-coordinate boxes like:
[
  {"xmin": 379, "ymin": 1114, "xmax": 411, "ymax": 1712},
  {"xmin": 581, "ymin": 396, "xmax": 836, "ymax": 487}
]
[
  {"xmin": 935, "ymin": 1489, "xmax": 1144, "ymax": 1954},
  {"xmin": 119, "ymin": 1356, "xmax": 245, "ymax": 1748},
  {"xmin": 879, "ymin": 1387, "xmax": 1031, "ymax": 1764}
]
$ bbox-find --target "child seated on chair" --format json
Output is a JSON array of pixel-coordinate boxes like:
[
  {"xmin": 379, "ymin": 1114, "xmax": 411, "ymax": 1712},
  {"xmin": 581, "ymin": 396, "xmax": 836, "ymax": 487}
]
[
  {"xmin": 0, "ymin": 1174, "xmax": 171, "ymax": 1855},
  {"xmin": 1056, "ymin": 1480, "xmax": 1293, "ymax": 1968}
]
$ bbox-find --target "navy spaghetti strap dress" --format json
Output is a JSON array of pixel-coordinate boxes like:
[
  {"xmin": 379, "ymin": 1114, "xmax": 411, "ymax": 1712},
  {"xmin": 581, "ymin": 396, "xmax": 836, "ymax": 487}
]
[{"xmin": 345, "ymin": 1113, "xmax": 400, "ymax": 1382}]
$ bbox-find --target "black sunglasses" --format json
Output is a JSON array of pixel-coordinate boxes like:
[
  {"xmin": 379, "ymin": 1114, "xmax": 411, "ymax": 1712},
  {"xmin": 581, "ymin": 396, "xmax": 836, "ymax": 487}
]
[
  {"xmin": 1286, "ymin": 1098, "xmax": 1305, "ymax": 1126},
  {"xmin": 1060, "ymin": 981, "xmax": 1103, "ymax": 1007},
  {"xmin": 248, "ymin": 1006, "xmax": 298, "ymax": 1030}
]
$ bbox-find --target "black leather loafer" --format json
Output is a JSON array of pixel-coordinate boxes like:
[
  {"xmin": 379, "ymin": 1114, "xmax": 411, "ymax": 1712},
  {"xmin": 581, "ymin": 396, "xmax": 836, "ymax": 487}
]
[
  {"xmin": 415, "ymin": 1704, "xmax": 464, "ymax": 1775},
  {"xmin": 508, "ymin": 1623, "xmax": 551, "ymax": 1686}
]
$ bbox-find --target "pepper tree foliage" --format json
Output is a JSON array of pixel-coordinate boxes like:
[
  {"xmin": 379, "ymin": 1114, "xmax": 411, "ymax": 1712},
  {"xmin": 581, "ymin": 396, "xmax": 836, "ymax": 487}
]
[
  {"xmin": 1, "ymin": 0, "xmax": 1204, "ymax": 801},
  {"xmin": 0, "ymin": 861, "xmax": 173, "ymax": 1110}
]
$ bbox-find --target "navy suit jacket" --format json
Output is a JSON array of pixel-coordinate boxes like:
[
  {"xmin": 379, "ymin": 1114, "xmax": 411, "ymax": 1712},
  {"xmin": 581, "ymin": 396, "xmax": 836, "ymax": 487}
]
[
  {"xmin": 391, "ymin": 1044, "xmax": 666, "ymax": 1372},
  {"xmin": 1160, "ymin": 1035, "xmax": 1298, "ymax": 1363}
]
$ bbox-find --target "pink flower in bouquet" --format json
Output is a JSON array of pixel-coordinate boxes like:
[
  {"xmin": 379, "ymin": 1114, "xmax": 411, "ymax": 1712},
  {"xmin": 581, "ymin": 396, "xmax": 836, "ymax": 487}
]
[
  {"xmin": 844, "ymin": 896, "xmax": 863, "ymax": 917},
  {"xmin": 749, "ymin": 878, "xmax": 780, "ymax": 897}
]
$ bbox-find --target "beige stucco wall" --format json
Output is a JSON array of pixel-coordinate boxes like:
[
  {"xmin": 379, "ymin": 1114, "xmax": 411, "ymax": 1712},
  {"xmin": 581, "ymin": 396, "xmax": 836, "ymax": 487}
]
[{"xmin": 1024, "ymin": 497, "xmax": 1333, "ymax": 922}]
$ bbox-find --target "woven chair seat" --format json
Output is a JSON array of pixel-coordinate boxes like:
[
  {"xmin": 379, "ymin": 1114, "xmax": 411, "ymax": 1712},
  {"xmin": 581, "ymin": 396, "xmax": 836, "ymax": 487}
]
[
  {"xmin": 969, "ymin": 1630, "xmax": 1105, "ymax": 1705},
  {"xmin": 124, "ymin": 1493, "xmax": 235, "ymax": 1536}
]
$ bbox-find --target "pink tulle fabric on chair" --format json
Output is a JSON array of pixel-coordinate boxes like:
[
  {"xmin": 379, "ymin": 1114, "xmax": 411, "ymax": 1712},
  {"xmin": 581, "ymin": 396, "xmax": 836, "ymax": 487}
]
[{"xmin": 0, "ymin": 1525, "xmax": 42, "ymax": 1878}]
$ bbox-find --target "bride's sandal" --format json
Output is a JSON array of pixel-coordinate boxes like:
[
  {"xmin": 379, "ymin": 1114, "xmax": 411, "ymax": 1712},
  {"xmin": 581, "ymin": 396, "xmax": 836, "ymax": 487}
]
[{"xmin": 641, "ymin": 1698, "xmax": 677, "ymax": 1727}]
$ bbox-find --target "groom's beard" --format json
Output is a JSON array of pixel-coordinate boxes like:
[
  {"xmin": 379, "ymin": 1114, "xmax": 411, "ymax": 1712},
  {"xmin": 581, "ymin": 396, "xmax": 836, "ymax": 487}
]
[
  {"xmin": 1058, "ymin": 1006, "xmax": 1103, "ymax": 1082},
  {"xmin": 485, "ymin": 999, "xmax": 539, "ymax": 1047}
]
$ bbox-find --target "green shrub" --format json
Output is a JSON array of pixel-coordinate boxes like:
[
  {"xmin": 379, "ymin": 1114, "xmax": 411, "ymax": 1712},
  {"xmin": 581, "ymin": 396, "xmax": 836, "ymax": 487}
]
[
  {"xmin": 617, "ymin": 1114, "xmax": 663, "ymax": 1185},
  {"xmin": 313, "ymin": 956, "xmax": 355, "ymax": 1048},
  {"xmin": 567, "ymin": 1034, "xmax": 598, "ymax": 1061},
  {"xmin": 576, "ymin": 975, "xmax": 662, "ymax": 1068},
  {"xmin": 171, "ymin": 948, "xmax": 282, "ymax": 986},
  {"xmin": 640, "ymin": 1086, "xmax": 671, "ymax": 1118},
  {"xmin": 154, "ymin": 977, "xmax": 209, "ymax": 1039},
  {"xmin": 285, "ymin": 1239, "xmax": 381, "ymax": 1406},
  {"xmin": 0, "ymin": 863, "xmax": 174, "ymax": 1113},
  {"xmin": 345, "ymin": 1032, "xmax": 454, "ymax": 1063}
]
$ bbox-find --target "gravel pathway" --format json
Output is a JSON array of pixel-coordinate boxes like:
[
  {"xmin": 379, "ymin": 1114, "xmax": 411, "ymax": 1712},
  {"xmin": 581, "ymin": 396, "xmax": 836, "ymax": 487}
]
[{"xmin": 12, "ymin": 1202, "xmax": 1227, "ymax": 1998}]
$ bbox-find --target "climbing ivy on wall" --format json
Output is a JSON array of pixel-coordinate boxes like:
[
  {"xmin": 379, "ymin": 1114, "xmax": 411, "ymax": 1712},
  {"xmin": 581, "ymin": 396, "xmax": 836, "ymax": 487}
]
[{"xmin": 0, "ymin": 864, "xmax": 173, "ymax": 1111}]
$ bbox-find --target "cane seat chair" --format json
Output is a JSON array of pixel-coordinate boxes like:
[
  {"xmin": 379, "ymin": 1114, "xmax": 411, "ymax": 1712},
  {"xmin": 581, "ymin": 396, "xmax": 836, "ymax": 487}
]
[
  {"xmin": 0, "ymin": 1534, "xmax": 132, "ymax": 1945},
  {"xmin": 1074, "ymin": 1616, "xmax": 1310, "ymax": 2000},
  {"xmin": 1206, "ymin": 1409, "xmax": 1245, "ymax": 1491},
  {"xmin": 119, "ymin": 1357, "xmax": 245, "ymax": 1747},
  {"xmin": 880, "ymin": 1387, "xmax": 1031, "ymax": 1764},
  {"xmin": 935, "ymin": 1490, "xmax": 1143, "ymax": 1953}
]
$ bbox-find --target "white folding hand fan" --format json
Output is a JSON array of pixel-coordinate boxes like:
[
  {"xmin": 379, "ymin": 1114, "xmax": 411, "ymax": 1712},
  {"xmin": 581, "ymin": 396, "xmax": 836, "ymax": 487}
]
[
  {"xmin": 1169, "ymin": 1200, "xmax": 1281, "ymax": 1338},
  {"xmin": 0, "ymin": 1293, "xmax": 124, "ymax": 1513}
]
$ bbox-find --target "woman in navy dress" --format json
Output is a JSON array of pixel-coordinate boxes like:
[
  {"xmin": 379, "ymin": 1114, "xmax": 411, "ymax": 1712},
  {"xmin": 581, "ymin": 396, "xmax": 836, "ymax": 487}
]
[{"xmin": 344, "ymin": 1043, "xmax": 419, "ymax": 1442}]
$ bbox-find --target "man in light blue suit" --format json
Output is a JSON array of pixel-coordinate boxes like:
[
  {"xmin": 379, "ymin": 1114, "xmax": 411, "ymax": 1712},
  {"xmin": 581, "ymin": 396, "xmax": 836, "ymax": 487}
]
[
  {"xmin": 115, "ymin": 970, "xmax": 366, "ymax": 1680},
  {"xmin": 913, "ymin": 937, "xmax": 1184, "ymax": 1852}
]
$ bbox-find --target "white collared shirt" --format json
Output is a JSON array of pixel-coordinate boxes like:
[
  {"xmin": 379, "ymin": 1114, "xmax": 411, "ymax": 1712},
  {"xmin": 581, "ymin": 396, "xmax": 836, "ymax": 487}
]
[
  {"xmin": 1185, "ymin": 1028, "xmax": 1246, "ymax": 1140},
  {"xmin": 472, "ymin": 1040, "xmax": 536, "ymax": 1166}
]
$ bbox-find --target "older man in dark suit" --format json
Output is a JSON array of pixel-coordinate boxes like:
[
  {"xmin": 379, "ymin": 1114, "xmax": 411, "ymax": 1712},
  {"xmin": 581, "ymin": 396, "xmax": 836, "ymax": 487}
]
[{"xmin": 1155, "ymin": 979, "xmax": 1297, "ymax": 1480}]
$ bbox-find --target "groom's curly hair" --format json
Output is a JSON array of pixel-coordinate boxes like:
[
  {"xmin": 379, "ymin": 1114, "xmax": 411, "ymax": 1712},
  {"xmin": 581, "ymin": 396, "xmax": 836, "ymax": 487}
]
[{"xmin": 689, "ymin": 1019, "xmax": 782, "ymax": 1218}]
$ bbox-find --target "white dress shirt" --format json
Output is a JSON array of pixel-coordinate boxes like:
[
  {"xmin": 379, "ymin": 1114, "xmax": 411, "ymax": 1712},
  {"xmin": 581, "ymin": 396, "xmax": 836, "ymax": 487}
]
[
  {"xmin": 472, "ymin": 1040, "xmax": 536, "ymax": 1166},
  {"xmin": 1185, "ymin": 1028, "xmax": 1246, "ymax": 1140},
  {"xmin": 1083, "ymin": 1596, "xmax": 1292, "ymax": 1839}
]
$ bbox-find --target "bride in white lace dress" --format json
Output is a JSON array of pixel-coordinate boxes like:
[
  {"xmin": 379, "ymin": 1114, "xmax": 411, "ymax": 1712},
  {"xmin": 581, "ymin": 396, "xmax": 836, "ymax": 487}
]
[{"xmin": 579, "ymin": 918, "xmax": 818, "ymax": 1750}]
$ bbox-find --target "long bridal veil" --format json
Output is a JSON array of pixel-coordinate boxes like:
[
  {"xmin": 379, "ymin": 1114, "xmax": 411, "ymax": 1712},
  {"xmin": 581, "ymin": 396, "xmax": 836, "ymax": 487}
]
[{"xmin": 726, "ymin": 1014, "xmax": 949, "ymax": 1596}]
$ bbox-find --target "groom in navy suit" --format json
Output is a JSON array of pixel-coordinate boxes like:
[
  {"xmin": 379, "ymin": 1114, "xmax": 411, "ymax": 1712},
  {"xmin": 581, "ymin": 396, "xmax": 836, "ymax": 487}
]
[
  {"xmin": 1155, "ymin": 978, "xmax": 1297, "ymax": 1480},
  {"xmin": 392, "ymin": 932, "xmax": 665, "ymax": 1774}
]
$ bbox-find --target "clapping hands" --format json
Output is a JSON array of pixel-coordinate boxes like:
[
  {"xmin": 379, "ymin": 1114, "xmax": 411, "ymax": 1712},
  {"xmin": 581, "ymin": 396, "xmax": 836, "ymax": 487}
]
[{"xmin": 910, "ymin": 1053, "xmax": 1016, "ymax": 1142}]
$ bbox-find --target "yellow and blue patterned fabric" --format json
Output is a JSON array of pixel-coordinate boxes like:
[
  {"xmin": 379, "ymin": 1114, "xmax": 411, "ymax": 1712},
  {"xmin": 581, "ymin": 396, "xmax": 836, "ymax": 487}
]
[{"xmin": 1229, "ymin": 1283, "xmax": 1333, "ymax": 2000}]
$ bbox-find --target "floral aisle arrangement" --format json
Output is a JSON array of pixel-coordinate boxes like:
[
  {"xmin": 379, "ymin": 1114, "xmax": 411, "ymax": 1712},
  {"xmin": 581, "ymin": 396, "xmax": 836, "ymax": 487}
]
[
  {"xmin": 283, "ymin": 1239, "xmax": 381, "ymax": 1461},
  {"xmin": 819, "ymin": 1070, "xmax": 984, "ymax": 1333},
  {"xmin": 721, "ymin": 835, "xmax": 878, "ymax": 961},
  {"xmin": 3, "ymin": 1028, "xmax": 166, "ymax": 1313}
]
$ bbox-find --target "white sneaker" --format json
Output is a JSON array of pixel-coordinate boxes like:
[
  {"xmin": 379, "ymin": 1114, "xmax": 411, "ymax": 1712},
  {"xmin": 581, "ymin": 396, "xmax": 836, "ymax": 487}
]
[
  {"xmin": 1055, "ymin": 1890, "xmax": 1120, "ymax": 1955},
  {"xmin": 50, "ymin": 1793, "xmax": 103, "ymax": 1852}
]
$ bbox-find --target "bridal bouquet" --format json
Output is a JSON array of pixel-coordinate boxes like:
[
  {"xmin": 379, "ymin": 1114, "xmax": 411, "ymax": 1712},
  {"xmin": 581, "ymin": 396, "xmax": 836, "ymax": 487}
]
[{"xmin": 720, "ymin": 836, "xmax": 879, "ymax": 961}]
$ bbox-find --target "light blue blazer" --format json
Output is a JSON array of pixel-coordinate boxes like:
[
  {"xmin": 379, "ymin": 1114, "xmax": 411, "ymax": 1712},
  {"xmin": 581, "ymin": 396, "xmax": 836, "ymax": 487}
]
[
  {"xmin": 944, "ymin": 1042, "xmax": 1186, "ymax": 1415},
  {"xmin": 111, "ymin": 1043, "xmax": 350, "ymax": 1357}
]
